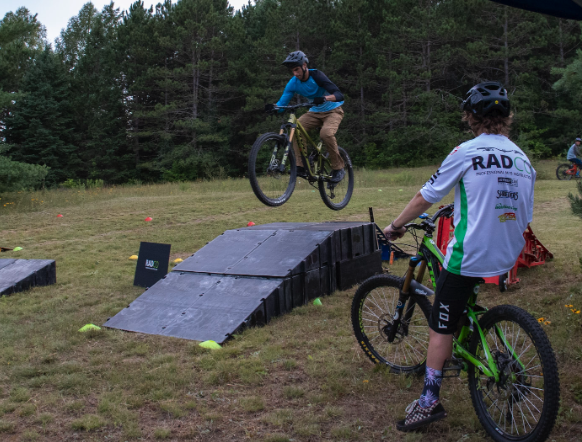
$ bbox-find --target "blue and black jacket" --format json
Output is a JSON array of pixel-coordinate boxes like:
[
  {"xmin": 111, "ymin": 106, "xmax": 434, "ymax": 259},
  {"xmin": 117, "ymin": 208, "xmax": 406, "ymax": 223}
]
[{"xmin": 276, "ymin": 69, "xmax": 344, "ymax": 113}]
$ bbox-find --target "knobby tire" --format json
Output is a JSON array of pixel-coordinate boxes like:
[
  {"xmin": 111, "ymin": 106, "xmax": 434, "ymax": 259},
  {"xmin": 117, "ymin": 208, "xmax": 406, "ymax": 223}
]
[
  {"xmin": 556, "ymin": 163, "xmax": 573, "ymax": 181},
  {"xmin": 248, "ymin": 133, "xmax": 296, "ymax": 207},
  {"xmin": 351, "ymin": 274, "xmax": 432, "ymax": 374},
  {"xmin": 318, "ymin": 146, "xmax": 354, "ymax": 211},
  {"xmin": 467, "ymin": 305, "xmax": 559, "ymax": 442}
]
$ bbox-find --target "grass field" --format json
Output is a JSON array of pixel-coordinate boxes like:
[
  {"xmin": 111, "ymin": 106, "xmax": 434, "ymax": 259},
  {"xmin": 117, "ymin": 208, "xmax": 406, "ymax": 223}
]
[{"xmin": 0, "ymin": 160, "xmax": 581, "ymax": 442}]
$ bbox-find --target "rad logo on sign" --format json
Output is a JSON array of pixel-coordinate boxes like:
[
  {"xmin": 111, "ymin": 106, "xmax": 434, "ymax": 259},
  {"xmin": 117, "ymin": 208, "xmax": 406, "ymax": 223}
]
[
  {"xmin": 498, "ymin": 177, "xmax": 518, "ymax": 187},
  {"xmin": 145, "ymin": 259, "xmax": 159, "ymax": 271},
  {"xmin": 498, "ymin": 212, "xmax": 516, "ymax": 223},
  {"xmin": 497, "ymin": 190, "xmax": 518, "ymax": 200}
]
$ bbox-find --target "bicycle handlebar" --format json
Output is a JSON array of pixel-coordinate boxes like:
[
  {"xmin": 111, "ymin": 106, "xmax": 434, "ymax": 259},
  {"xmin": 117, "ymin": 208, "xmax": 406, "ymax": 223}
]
[
  {"xmin": 430, "ymin": 203, "xmax": 454, "ymax": 223},
  {"xmin": 273, "ymin": 103, "xmax": 315, "ymax": 112},
  {"xmin": 403, "ymin": 203, "xmax": 454, "ymax": 233}
]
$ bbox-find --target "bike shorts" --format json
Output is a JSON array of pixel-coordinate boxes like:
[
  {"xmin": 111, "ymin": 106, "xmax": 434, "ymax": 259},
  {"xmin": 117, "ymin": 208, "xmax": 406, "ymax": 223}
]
[
  {"xmin": 568, "ymin": 158, "xmax": 582, "ymax": 168},
  {"xmin": 428, "ymin": 268, "xmax": 481, "ymax": 335}
]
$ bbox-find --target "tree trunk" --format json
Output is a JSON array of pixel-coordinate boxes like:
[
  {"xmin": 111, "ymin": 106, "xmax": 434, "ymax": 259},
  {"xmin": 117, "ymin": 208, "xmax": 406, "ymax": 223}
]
[
  {"xmin": 402, "ymin": 80, "xmax": 407, "ymax": 127},
  {"xmin": 208, "ymin": 48, "xmax": 214, "ymax": 110},
  {"xmin": 192, "ymin": 48, "xmax": 199, "ymax": 149},
  {"xmin": 503, "ymin": 8, "xmax": 509, "ymax": 86},
  {"xmin": 558, "ymin": 19, "xmax": 565, "ymax": 66},
  {"xmin": 388, "ymin": 50, "xmax": 393, "ymax": 131},
  {"xmin": 359, "ymin": 14, "xmax": 365, "ymax": 138},
  {"xmin": 426, "ymin": 40, "xmax": 431, "ymax": 92},
  {"xmin": 133, "ymin": 116, "xmax": 140, "ymax": 167},
  {"xmin": 164, "ymin": 57, "xmax": 169, "ymax": 133}
]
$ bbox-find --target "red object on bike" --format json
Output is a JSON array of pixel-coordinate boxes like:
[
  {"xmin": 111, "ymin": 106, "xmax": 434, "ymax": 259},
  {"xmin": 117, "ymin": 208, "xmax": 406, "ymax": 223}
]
[
  {"xmin": 436, "ymin": 217, "xmax": 553, "ymax": 288},
  {"xmin": 145, "ymin": 217, "xmax": 152, "ymax": 222},
  {"xmin": 247, "ymin": 221, "xmax": 255, "ymax": 226},
  {"xmin": 57, "ymin": 214, "xmax": 63, "ymax": 218}
]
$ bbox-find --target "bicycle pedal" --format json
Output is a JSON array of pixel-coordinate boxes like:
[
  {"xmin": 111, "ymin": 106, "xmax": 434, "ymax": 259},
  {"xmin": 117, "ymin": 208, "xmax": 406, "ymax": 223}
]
[{"xmin": 441, "ymin": 357, "xmax": 465, "ymax": 378}]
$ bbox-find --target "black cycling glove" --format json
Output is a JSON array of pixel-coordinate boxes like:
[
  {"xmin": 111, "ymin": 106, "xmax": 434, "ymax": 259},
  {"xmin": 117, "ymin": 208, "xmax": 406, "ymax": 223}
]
[
  {"xmin": 264, "ymin": 104, "xmax": 276, "ymax": 114},
  {"xmin": 313, "ymin": 97, "xmax": 326, "ymax": 105}
]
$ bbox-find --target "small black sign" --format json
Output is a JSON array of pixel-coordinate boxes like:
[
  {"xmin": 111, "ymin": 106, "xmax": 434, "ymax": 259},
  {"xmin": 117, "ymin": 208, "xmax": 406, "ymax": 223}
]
[{"xmin": 133, "ymin": 242, "xmax": 171, "ymax": 288}]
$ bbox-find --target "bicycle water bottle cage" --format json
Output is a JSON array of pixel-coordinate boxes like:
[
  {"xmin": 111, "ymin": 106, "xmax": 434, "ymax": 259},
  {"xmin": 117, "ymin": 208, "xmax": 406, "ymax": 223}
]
[{"xmin": 419, "ymin": 213, "xmax": 429, "ymax": 219}]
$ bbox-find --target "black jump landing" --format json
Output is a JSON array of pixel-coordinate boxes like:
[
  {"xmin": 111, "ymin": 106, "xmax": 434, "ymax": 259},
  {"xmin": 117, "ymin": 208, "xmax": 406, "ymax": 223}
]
[
  {"xmin": 104, "ymin": 222, "xmax": 382, "ymax": 343},
  {"xmin": 0, "ymin": 259, "xmax": 56, "ymax": 295}
]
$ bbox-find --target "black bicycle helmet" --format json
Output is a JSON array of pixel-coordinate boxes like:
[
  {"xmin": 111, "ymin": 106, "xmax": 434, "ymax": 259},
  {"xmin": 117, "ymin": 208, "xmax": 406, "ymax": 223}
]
[
  {"xmin": 461, "ymin": 81, "xmax": 510, "ymax": 117},
  {"xmin": 282, "ymin": 51, "xmax": 309, "ymax": 68}
]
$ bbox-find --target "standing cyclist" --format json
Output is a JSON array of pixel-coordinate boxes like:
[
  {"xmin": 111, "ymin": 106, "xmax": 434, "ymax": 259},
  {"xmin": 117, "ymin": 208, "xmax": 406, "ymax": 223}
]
[
  {"xmin": 384, "ymin": 82, "xmax": 536, "ymax": 431},
  {"xmin": 265, "ymin": 51, "xmax": 346, "ymax": 183},
  {"xmin": 567, "ymin": 137, "xmax": 582, "ymax": 177}
]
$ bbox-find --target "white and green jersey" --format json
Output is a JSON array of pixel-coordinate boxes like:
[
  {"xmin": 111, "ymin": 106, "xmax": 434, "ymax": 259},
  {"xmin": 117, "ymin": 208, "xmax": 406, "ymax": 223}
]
[{"xmin": 420, "ymin": 133, "xmax": 535, "ymax": 277}]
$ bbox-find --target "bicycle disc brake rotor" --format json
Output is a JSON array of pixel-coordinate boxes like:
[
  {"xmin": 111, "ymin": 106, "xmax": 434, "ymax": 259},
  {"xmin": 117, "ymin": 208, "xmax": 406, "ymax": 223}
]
[
  {"xmin": 378, "ymin": 314, "xmax": 404, "ymax": 344},
  {"xmin": 490, "ymin": 351, "xmax": 531, "ymax": 403},
  {"xmin": 267, "ymin": 159, "xmax": 281, "ymax": 178}
]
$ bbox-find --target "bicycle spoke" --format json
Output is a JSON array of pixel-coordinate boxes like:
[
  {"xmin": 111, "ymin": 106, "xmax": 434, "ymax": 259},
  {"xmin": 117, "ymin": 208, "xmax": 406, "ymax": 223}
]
[{"xmin": 473, "ymin": 317, "xmax": 549, "ymax": 438}]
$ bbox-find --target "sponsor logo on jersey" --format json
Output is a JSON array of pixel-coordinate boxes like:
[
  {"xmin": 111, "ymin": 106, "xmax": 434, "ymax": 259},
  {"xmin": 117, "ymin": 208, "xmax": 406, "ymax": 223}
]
[
  {"xmin": 498, "ymin": 212, "xmax": 516, "ymax": 223},
  {"xmin": 498, "ymin": 177, "xmax": 518, "ymax": 187},
  {"xmin": 477, "ymin": 147, "xmax": 523, "ymax": 155},
  {"xmin": 472, "ymin": 154, "xmax": 532, "ymax": 174},
  {"xmin": 495, "ymin": 203, "xmax": 517, "ymax": 211},
  {"xmin": 425, "ymin": 169, "xmax": 441, "ymax": 186},
  {"xmin": 497, "ymin": 190, "xmax": 518, "ymax": 200}
]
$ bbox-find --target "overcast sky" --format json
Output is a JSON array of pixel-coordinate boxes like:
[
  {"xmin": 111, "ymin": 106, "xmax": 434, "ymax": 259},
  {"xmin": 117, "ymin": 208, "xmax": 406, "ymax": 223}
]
[{"xmin": 2, "ymin": 0, "xmax": 252, "ymax": 44}]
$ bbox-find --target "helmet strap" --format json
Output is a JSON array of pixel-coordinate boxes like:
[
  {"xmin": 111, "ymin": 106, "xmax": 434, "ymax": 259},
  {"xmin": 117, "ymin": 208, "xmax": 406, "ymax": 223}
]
[{"xmin": 301, "ymin": 66, "xmax": 308, "ymax": 81}]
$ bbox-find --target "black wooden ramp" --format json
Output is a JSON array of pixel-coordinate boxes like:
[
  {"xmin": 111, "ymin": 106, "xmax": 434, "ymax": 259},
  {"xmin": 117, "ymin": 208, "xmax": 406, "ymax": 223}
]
[
  {"xmin": 0, "ymin": 259, "xmax": 56, "ymax": 295},
  {"xmin": 105, "ymin": 222, "xmax": 382, "ymax": 343}
]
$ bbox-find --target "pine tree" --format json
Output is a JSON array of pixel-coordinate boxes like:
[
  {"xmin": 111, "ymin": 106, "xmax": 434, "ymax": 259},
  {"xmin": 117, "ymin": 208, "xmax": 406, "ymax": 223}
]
[
  {"xmin": 0, "ymin": 7, "xmax": 45, "ymax": 120},
  {"xmin": 4, "ymin": 47, "xmax": 78, "ymax": 185},
  {"xmin": 65, "ymin": 3, "xmax": 134, "ymax": 182}
]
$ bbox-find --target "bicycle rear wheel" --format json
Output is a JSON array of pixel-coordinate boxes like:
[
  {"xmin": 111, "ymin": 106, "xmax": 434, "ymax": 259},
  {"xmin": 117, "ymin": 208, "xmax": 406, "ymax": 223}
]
[
  {"xmin": 351, "ymin": 274, "xmax": 432, "ymax": 374},
  {"xmin": 556, "ymin": 163, "xmax": 573, "ymax": 180},
  {"xmin": 248, "ymin": 133, "xmax": 296, "ymax": 207},
  {"xmin": 318, "ymin": 146, "xmax": 354, "ymax": 211},
  {"xmin": 467, "ymin": 305, "xmax": 559, "ymax": 442}
]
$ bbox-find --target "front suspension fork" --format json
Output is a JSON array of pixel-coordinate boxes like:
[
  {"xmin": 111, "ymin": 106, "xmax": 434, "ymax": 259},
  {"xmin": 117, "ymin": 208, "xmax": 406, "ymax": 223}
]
[{"xmin": 387, "ymin": 257, "xmax": 427, "ymax": 343}]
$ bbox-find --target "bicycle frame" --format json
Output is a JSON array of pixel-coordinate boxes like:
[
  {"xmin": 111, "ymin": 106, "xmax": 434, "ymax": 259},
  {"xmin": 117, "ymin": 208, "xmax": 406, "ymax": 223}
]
[
  {"xmin": 277, "ymin": 112, "xmax": 332, "ymax": 180},
  {"xmin": 396, "ymin": 223, "xmax": 525, "ymax": 382}
]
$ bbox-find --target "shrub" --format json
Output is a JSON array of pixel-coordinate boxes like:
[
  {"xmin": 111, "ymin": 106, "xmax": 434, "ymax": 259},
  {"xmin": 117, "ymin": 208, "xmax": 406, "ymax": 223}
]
[
  {"xmin": 569, "ymin": 181, "xmax": 582, "ymax": 218},
  {"xmin": 0, "ymin": 155, "xmax": 49, "ymax": 193}
]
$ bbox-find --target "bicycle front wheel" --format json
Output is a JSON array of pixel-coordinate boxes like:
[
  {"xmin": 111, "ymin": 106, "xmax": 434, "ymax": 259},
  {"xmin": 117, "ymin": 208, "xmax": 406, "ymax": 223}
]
[
  {"xmin": 556, "ymin": 163, "xmax": 573, "ymax": 180},
  {"xmin": 467, "ymin": 305, "xmax": 560, "ymax": 442},
  {"xmin": 248, "ymin": 133, "xmax": 296, "ymax": 207},
  {"xmin": 351, "ymin": 274, "xmax": 432, "ymax": 374},
  {"xmin": 318, "ymin": 146, "xmax": 354, "ymax": 211}
]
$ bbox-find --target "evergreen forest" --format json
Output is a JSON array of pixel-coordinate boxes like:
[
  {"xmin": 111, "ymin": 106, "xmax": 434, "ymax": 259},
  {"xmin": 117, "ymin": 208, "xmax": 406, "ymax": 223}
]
[{"xmin": 2, "ymin": 0, "xmax": 582, "ymax": 188}]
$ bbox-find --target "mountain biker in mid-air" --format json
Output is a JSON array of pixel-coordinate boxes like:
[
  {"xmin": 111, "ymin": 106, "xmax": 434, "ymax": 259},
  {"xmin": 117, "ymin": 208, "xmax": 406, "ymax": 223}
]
[
  {"xmin": 383, "ymin": 82, "xmax": 536, "ymax": 431},
  {"xmin": 264, "ymin": 51, "xmax": 346, "ymax": 183},
  {"xmin": 567, "ymin": 137, "xmax": 582, "ymax": 177}
]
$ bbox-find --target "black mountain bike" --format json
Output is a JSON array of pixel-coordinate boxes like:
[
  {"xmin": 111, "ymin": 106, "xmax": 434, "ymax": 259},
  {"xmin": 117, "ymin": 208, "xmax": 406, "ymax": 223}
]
[
  {"xmin": 248, "ymin": 103, "xmax": 354, "ymax": 210},
  {"xmin": 352, "ymin": 204, "xmax": 560, "ymax": 442}
]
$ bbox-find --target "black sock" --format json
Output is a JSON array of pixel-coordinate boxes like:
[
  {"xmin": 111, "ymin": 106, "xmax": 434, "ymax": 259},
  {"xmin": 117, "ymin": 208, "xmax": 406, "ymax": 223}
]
[{"xmin": 418, "ymin": 366, "xmax": 443, "ymax": 408}]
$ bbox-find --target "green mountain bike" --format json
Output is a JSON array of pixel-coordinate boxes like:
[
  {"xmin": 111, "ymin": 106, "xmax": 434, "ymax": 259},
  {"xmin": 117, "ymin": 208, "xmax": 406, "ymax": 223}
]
[
  {"xmin": 351, "ymin": 204, "xmax": 560, "ymax": 442},
  {"xmin": 248, "ymin": 103, "xmax": 354, "ymax": 210}
]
